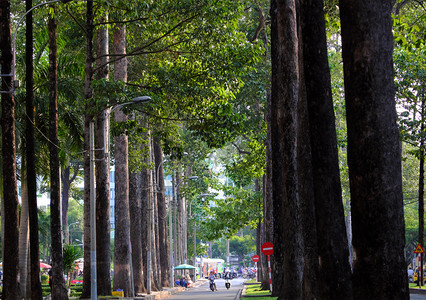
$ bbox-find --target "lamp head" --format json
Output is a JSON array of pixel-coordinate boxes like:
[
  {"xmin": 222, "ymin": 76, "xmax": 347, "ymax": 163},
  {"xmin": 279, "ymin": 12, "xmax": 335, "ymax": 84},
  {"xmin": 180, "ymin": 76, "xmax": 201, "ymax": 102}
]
[{"xmin": 132, "ymin": 96, "xmax": 151, "ymax": 104}]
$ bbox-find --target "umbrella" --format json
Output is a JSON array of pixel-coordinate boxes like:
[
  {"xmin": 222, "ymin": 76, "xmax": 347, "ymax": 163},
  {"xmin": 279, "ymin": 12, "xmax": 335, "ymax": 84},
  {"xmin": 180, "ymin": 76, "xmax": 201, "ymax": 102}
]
[
  {"xmin": 174, "ymin": 264, "xmax": 196, "ymax": 270},
  {"xmin": 40, "ymin": 262, "xmax": 52, "ymax": 269}
]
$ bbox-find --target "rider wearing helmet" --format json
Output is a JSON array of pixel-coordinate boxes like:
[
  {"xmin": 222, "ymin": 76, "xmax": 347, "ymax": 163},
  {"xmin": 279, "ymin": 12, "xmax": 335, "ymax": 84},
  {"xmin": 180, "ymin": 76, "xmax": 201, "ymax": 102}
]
[{"xmin": 208, "ymin": 270, "xmax": 218, "ymax": 291}]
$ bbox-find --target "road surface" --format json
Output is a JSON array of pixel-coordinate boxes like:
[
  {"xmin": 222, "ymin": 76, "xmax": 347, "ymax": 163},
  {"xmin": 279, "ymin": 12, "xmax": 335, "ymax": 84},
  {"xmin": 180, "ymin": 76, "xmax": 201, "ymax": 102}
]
[
  {"xmin": 165, "ymin": 278, "xmax": 426, "ymax": 299},
  {"xmin": 166, "ymin": 277, "xmax": 244, "ymax": 300}
]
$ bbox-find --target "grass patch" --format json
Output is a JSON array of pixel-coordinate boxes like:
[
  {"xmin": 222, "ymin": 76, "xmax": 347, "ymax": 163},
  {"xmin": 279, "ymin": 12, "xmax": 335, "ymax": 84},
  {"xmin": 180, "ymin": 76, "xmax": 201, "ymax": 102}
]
[
  {"xmin": 245, "ymin": 279, "xmax": 258, "ymax": 284},
  {"xmin": 243, "ymin": 284, "xmax": 277, "ymax": 299},
  {"xmin": 410, "ymin": 283, "xmax": 426, "ymax": 289}
]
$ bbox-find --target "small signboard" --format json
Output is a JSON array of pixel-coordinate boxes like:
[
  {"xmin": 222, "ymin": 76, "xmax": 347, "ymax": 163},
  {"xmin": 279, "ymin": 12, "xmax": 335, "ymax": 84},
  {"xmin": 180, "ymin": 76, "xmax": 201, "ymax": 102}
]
[
  {"xmin": 261, "ymin": 242, "xmax": 274, "ymax": 256},
  {"xmin": 415, "ymin": 243, "xmax": 425, "ymax": 254}
]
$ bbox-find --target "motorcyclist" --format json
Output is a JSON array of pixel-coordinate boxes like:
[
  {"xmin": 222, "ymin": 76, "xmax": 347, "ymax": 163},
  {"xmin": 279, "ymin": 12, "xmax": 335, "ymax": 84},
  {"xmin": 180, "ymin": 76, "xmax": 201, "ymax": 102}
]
[
  {"xmin": 208, "ymin": 270, "xmax": 217, "ymax": 291},
  {"xmin": 224, "ymin": 270, "xmax": 231, "ymax": 289}
]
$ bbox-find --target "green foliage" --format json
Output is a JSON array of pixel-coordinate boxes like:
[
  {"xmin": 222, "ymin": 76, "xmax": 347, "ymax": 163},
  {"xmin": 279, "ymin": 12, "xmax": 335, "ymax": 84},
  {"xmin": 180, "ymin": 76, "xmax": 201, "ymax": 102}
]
[
  {"xmin": 41, "ymin": 274, "xmax": 49, "ymax": 284},
  {"xmin": 63, "ymin": 244, "xmax": 82, "ymax": 274},
  {"xmin": 38, "ymin": 209, "xmax": 51, "ymax": 262},
  {"xmin": 197, "ymin": 185, "xmax": 262, "ymax": 241}
]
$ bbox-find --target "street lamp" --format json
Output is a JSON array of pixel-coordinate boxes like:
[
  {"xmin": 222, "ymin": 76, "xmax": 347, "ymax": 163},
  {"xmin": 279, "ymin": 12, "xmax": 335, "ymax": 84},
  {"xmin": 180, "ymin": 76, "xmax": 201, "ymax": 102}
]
[
  {"xmin": 0, "ymin": 0, "xmax": 79, "ymax": 94},
  {"xmin": 90, "ymin": 96, "xmax": 151, "ymax": 300},
  {"xmin": 68, "ymin": 222, "xmax": 79, "ymax": 244}
]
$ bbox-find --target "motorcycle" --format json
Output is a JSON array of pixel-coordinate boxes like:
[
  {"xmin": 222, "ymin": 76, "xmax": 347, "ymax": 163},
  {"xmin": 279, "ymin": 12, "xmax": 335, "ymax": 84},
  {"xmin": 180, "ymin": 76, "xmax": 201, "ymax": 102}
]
[
  {"xmin": 209, "ymin": 279, "xmax": 215, "ymax": 292},
  {"xmin": 225, "ymin": 278, "xmax": 231, "ymax": 290}
]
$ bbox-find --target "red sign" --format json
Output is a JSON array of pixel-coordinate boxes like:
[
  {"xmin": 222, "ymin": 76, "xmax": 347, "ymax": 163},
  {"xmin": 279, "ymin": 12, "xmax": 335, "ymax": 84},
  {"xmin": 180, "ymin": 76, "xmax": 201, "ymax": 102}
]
[
  {"xmin": 261, "ymin": 242, "xmax": 274, "ymax": 256},
  {"xmin": 252, "ymin": 255, "xmax": 260, "ymax": 262},
  {"xmin": 415, "ymin": 243, "xmax": 425, "ymax": 254}
]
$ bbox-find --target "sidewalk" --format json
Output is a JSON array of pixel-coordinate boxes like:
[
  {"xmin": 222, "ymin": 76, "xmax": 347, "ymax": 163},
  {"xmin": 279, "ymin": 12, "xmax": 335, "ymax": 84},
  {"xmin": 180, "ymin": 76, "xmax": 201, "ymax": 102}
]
[
  {"xmin": 76, "ymin": 278, "xmax": 208, "ymax": 300},
  {"xmin": 140, "ymin": 279, "xmax": 207, "ymax": 300}
]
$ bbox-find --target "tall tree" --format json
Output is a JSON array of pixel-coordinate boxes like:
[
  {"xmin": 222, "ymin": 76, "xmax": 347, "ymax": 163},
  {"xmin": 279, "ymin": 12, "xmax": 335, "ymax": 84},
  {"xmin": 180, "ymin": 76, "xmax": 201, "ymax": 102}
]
[
  {"xmin": 129, "ymin": 167, "xmax": 145, "ymax": 294},
  {"xmin": 301, "ymin": 0, "xmax": 353, "ymax": 298},
  {"xmin": 340, "ymin": 0, "xmax": 409, "ymax": 298},
  {"xmin": 94, "ymin": 14, "xmax": 112, "ymax": 296},
  {"xmin": 25, "ymin": 0, "xmax": 43, "ymax": 298},
  {"xmin": 113, "ymin": 23, "xmax": 132, "ymax": 296},
  {"xmin": 81, "ymin": 0, "xmax": 94, "ymax": 297},
  {"xmin": 1, "ymin": 0, "xmax": 21, "ymax": 297},
  {"xmin": 270, "ymin": 0, "xmax": 303, "ymax": 298},
  {"xmin": 48, "ymin": 6, "xmax": 68, "ymax": 299},
  {"xmin": 154, "ymin": 137, "xmax": 170, "ymax": 287},
  {"xmin": 18, "ymin": 165, "xmax": 30, "ymax": 298}
]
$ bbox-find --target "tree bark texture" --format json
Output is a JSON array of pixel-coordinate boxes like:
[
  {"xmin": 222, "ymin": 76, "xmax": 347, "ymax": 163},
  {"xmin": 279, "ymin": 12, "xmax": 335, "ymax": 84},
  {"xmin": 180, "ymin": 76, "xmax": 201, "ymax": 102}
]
[
  {"xmin": 18, "ymin": 168, "xmax": 30, "ymax": 298},
  {"xmin": 152, "ymin": 153, "xmax": 162, "ymax": 291},
  {"xmin": 140, "ymin": 127, "xmax": 151, "ymax": 293},
  {"xmin": 25, "ymin": 0, "xmax": 43, "ymax": 297},
  {"xmin": 296, "ymin": 42, "xmax": 320, "ymax": 299},
  {"xmin": 95, "ymin": 16, "xmax": 111, "ymax": 296},
  {"xmin": 81, "ymin": 0, "xmax": 94, "ymax": 297},
  {"xmin": 0, "ymin": 0, "xmax": 20, "ymax": 297},
  {"xmin": 130, "ymin": 169, "xmax": 146, "ymax": 294},
  {"xmin": 48, "ymin": 10, "xmax": 68, "ymax": 299},
  {"xmin": 419, "ymin": 145, "xmax": 424, "ymax": 286},
  {"xmin": 113, "ymin": 23, "xmax": 132, "ymax": 296},
  {"xmin": 301, "ymin": 0, "xmax": 353, "ymax": 298},
  {"xmin": 262, "ymin": 90, "xmax": 272, "ymax": 291},
  {"xmin": 270, "ymin": 0, "xmax": 303, "ymax": 298},
  {"xmin": 154, "ymin": 137, "xmax": 170, "ymax": 287},
  {"xmin": 340, "ymin": 0, "xmax": 409, "ymax": 298}
]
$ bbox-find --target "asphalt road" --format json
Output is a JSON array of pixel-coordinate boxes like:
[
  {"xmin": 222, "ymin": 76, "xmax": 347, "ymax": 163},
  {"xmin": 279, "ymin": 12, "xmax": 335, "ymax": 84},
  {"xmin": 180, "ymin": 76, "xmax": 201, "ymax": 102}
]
[
  {"xmin": 164, "ymin": 278, "xmax": 426, "ymax": 300},
  {"xmin": 166, "ymin": 277, "xmax": 244, "ymax": 300}
]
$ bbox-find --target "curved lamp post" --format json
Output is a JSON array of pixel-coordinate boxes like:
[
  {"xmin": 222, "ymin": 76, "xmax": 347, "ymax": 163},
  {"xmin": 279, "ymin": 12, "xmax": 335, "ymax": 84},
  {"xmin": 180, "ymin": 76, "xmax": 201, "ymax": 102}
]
[
  {"xmin": 90, "ymin": 96, "xmax": 151, "ymax": 300},
  {"xmin": 67, "ymin": 221, "xmax": 79, "ymax": 244}
]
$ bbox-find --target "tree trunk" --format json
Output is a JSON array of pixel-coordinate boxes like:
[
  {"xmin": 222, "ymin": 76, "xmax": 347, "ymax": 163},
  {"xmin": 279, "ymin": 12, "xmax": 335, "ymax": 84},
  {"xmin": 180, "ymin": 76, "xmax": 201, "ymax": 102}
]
[
  {"xmin": 62, "ymin": 167, "xmax": 71, "ymax": 245},
  {"xmin": 0, "ymin": 0, "xmax": 20, "ymax": 298},
  {"xmin": 154, "ymin": 137, "xmax": 170, "ymax": 287},
  {"xmin": 81, "ymin": 0, "xmax": 94, "ymax": 297},
  {"xmin": 340, "ymin": 0, "xmax": 409, "ymax": 298},
  {"xmin": 48, "ymin": 9, "xmax": 68, "ymax": 299},
  {"xmin": 25, "ymin": 0, "xmax": 43, "ymax": 297},
  {"xmin": 296, "ymin": 52, "xmax": 320, "ymax": 299},
  {"xmin": 262, "ymin": 90, "xmax": 272, "ymax": 291},
  {"xmin": 130, "ymin": 168, "xmax": 145, "ymax": 294},
  {"xmin": 418, "ymin": 144, "xmax": 424, "ymax": 286},
  {"xmin": 173, "ymin": 173, "xmax": 179, "ymax": 266},
  {"xmin": 141, "ymin": 131, "xmax": 151, "ymax": 292},
  {"xmin": 152, "ymin": 149, "xmax": 162, "ymax": 290},
  {"xmin": 418, "ymin": 101, "xmax": 425, "ymax": 286},
  {"xmin": 95, "ymin": 14, "xmax": 111, "ymax": 297},
  {"xmin": 176, "ymin": 173, "xmax": 183, "ymax": 265},
  {"xmin": 19, "ymin": 167, "xmax": 30, "ymax": 298},
  {"xmin": 113, "ymin": 24, "xmax": 132, "ymax": 296},
  {"xmin": 301, "ymin": 0, "xmax": 353, "ymax": 298},
  {"xmin": 270, "ymin": 0, "xmax": 303, "ymax": 298}
]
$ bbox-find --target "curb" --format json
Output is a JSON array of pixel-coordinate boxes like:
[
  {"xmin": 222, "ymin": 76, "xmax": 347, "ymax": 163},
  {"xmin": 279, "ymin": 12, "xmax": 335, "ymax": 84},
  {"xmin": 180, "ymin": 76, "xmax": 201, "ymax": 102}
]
[
  {"xmin": 234, "ymin": 288, "xmax": 243, "ymax": 300},
  {"xmin": 410, "ymin": 288, "xmax": 426, "ymax": 295}
]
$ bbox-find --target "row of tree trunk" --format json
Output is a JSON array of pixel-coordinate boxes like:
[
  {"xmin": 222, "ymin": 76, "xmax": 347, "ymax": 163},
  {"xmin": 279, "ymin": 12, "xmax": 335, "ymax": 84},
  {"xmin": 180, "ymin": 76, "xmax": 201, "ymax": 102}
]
[
  {"xmin": 255, "ymin": 0, "xmax": 409, "ymax": 299},
  {"xmin": 79, "ymin": 1, "xmax": 172, "ymax": 297}
]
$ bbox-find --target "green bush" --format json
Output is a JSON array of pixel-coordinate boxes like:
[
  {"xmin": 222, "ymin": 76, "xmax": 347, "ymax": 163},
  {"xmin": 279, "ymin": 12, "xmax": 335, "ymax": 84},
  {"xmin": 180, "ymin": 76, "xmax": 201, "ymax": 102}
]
[{"xmin": 41, "ymin": 274, "xmax": 49, "ymax": 284}]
